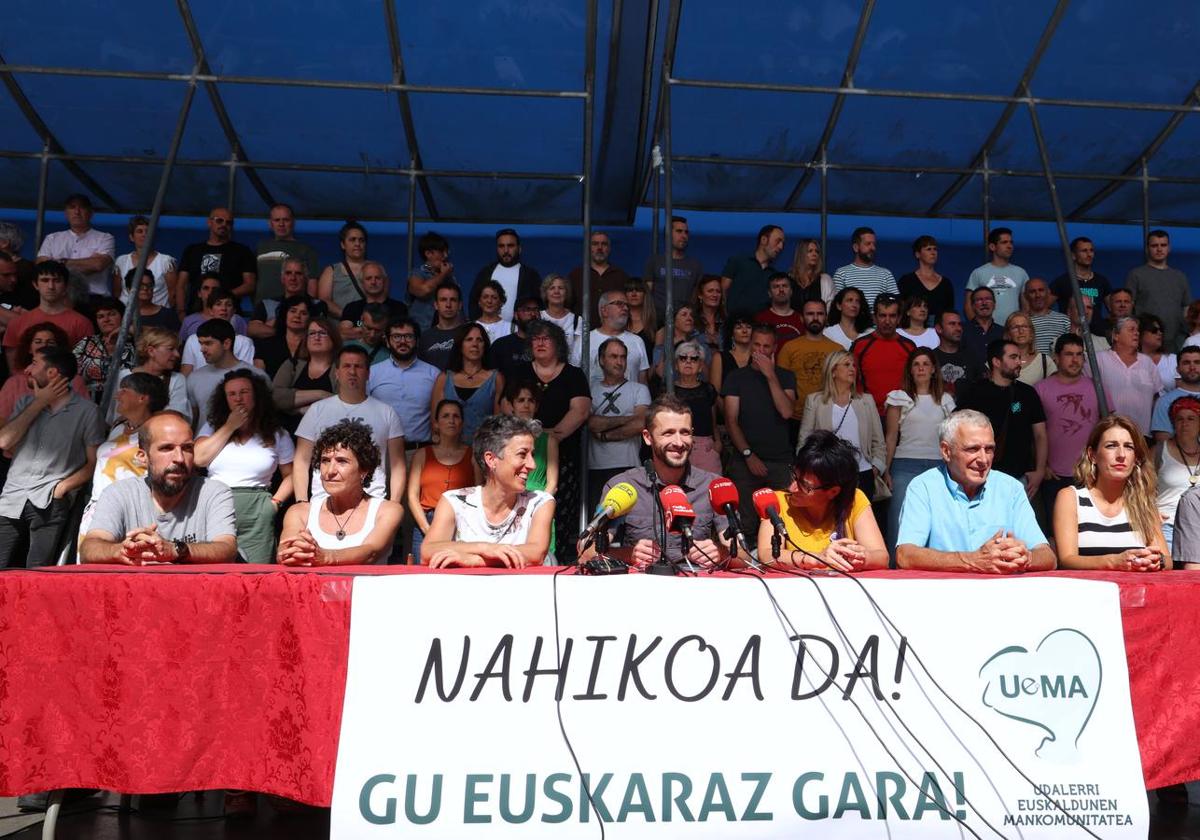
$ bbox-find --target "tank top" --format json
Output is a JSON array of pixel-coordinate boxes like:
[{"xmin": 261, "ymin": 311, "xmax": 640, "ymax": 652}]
[
  {"xmin": 330, "ymin": 261, "xmax": 365, "ymax": 313},
  {"xmin": 1157, "ymin": 443, "xmax": 1195, "ymax": 525},
  {"xmin": 1073, "ymin": 486, "xmax": 1143, "ymax": 557},
  {"xmin": 307, "ymin": 495, "xmax": 384, "ymax": 549},
  {"xmin": 418, "ymin": 446, "xmax": 475, "ymax": 511},
  {"xmin": 444, "ymin": 370, "xmax": 497, "ymax": 443}
]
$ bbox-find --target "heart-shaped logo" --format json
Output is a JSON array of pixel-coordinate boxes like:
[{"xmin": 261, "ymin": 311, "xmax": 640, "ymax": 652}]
[{"xmin": 977, "ymin": 628, "xmax": 1102, "ymax": 763}]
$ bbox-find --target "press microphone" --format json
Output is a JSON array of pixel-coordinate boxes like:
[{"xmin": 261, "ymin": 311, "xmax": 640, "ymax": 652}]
[
  {"xmin": 578, "ymin": 482, "xmax": 638, "ymax": 549},
  {"xmin": 752, "ymin": 487, "xmax": 787, "ymax": 561},
  {"xmin": 659, "ymin": 485, "xmax": 695, "ymax": 539},
  {"xmin": 708, "ymin": 477, "xmax": 752, "ymax": 560}
]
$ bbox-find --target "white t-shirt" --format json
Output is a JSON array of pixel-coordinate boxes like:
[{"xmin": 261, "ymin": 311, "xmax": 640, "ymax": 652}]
[
  {"xmin": 823, "ymin": 324, "xmax": 873, "ymax": 351},
  {"xmin": 197, "ymin": 424, "xmax": 296, "ymax": 488},
  {"xmin": 116, "ymin": 251, "xmax": 176, "ymax": 307},
  {"xmin": 541, "ymin": 309, "xmax": 583, "ymax": 366},
  {"xmin": 885, "ymin": 391, "xmax": 955, "ymax": 460},
  {"xmin": 38, "ymin": 227, "xmax": 116, "ymax": 296},
  {"xmin": 295, "ymin": 395, "xmax": 406, "ymax": 500},
  {"xmin": 587, "ymin": 329, "xmax": 650, "ymax": 383},
  {"xmin": 444, "ymin": 486, "xmax": 552, "ymax": 545},
  {"xmin": 477, "ymin": 318, "xmax": 514, "ymax": 346},
  {"xmin": 489, "ymin": 264, "xmax": 521, "ymax": 322},
  {"xmin": 831, "ymin": 402, "xmax": 871, "ymax": 471},
  {"xmin": 181, "ymin": 333, "xmax": 255, "ymax": 370},
  {"xmin": 897, "ymin": 327, "xmax": 939, "ymax": 349},
  {"xmin": 588, "ymin": 379, "xmax": 651, "ymax": 469}
]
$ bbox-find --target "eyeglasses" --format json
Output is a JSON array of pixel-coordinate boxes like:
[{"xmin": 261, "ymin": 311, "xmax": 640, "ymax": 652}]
[
  {"xmin": 793, "ymin": 474, "xmax": 832, "ymax": 494},
  {"xmin": 676, "ymin": 354, "xmax": 702, "ymax": 363},
  {"xmin": 391, "ymin": 333, "xmax": 416, "ymax": 342}
]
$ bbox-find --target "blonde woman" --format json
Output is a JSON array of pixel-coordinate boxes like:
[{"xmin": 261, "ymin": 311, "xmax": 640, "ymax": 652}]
[
  {"xmin": 797, "ymin": 350, "xmax": 886, "ymax": 502},
  {"xmin": 1005, "ymin": 311, "xmax": 1056, "ymax": 385},
  {"xmin": 787, "ymin": 238, "xmax": 834, "ymax": 310},
  {"xmin": 111, "ymin": 326, "xmax": 189, "ymax": 421},
  {"xmin": 1054, "ymin": 414, "xmax": 1170, "ymax": 571}
]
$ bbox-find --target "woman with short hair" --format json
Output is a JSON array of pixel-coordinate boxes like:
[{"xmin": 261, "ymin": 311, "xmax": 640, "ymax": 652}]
[
  {"xmin": 316, "ymin": 221, "xmax": 369, "ymax": 319},
  {"xmin": 1005, "ymin": 311, "xmax": 1056, "ymax": 385},
  {"xmin": 421, "ymin": 414, "xmax": 556, "ymax": 568},
  {"xmin": 73, "ymin": 296, "xmax": 135, "ymax": 400},
  {"xmin": 109, "ymin": 326, "xmax": 188, "ymax": 420},
  {"xmin": 671, "ymin": 339, "xmax": 721, "ymax": 473},
  {"xmin": 1154, "ymin": 396, "xmax": 1200, "ymax": 548}
]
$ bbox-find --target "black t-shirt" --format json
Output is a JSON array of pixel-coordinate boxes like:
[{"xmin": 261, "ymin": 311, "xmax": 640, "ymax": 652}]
[
  {"xmin": 1052, "ymin": 272, "xmax": 1112, "ymax": 335},
  {"xmin": 252, "ymin": 295, "xmax": 327, "ymax": 324},
  {"xmin": 138, "ymin": 307, "xmax": 182, "ymax": 333},
  {"xmin": 254, "ymin": 334, "xmax": 300, "ymax": 380},
  {"xmin": 897, "ymin": 273, "xmax": 956, "ymax": 322},
  {"xmin": 533, "ymin": 363, "xmax": 590, "ymax": 459},
  {"xmin": 934, "ymin": 347, "xmax": 982, "ymax": 396},
  {"xmin": 419, "ymin": 325, "xmax": 458, "ymax": 370},
  {"xmin": 488, "ymin": 332, "xmax": 532, "ymax": 380},
  {"xmin": 180, "ymin": 240, "xmax": 256, "ymax": 308},
  {"xmin": 721, "ymin": 365, "xmax": 797, "ymax": 462},
  {"xmin": 340, "ymin": 297, "xmax": 408, "ymax": 326},
  {"xmin": 956, "ymin": 379, "xmax": 1046, "ymax": 477},
  {"xmin": 675, "ymin": 382, "xmax": 718, "ymax": 437}
]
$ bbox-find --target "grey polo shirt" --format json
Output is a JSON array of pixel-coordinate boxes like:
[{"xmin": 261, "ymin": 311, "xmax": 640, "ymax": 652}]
[
  {"xmin": 0, "ymin": 392, "xmax": 103, "ymax": 517},
  {"xmin": 602, "ymin": 463, "xmax": 729, "ymax": 563},
  {"xmin": 1173, "ymin": 485, "xmax": 1200, "ymax": 566}
]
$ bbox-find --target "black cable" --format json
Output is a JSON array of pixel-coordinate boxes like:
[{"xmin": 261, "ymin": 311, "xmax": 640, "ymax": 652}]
[{"xmin": 551, "ymin": 565, "xmax": 605, "ymax": 838}]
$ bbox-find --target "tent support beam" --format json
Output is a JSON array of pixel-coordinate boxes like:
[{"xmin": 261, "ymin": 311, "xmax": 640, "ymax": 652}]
[
  {"xmin": 34, "ymin": 141, "xmax": 49, "ymax": 251},
  {"xmin": 628, "ymin": 0, "xmax": 660, "ymax": 224},
  {"xmin": 1142, "ymin": 159, "xmax": 1150, "ymax": 244},
  {"xmin": 635, "ymin": 0, "xmax": 682, "ymax": 223},
  {"xmin": 661, "ymin": 0, "xmax": 679, "ymax": 394},
  {"xmin": 383, "ymin": 0, "xmax": 439, "ymax": 221},
  {"xmin": 406, "ymin": 157, "xmax": 417, "ymax": 278},
  {"xmin": 1025, "ymin": 86, "xmax": 1108, "ymax": 418},
  {"xmin": 578, "ymin": 0, "xmax": 598, "ymax": 539},
  {"xmin": 819, "ymin": 148, "xmax": 828, "ymax": 261},
  {"xmin": 982, "ymin": 152, "xmax": 991, "ymax": 257}
]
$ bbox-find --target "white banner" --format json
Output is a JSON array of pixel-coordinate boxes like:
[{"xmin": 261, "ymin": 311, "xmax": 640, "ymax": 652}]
[{"xmin": 331, "ymin": 575, "xmax": 1147, "ymax": 838}]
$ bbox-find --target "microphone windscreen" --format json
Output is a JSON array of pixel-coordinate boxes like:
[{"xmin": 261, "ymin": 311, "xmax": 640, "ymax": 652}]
[
  {"xmin": 601, "ymin": 482, "xmax": 638, "ymax": 518},
  {"xmin": 708, "ymin": 477, "xmax": 740, "ymax": 510},
  {"xmin": 659, "ymin": 484, "xmax": 696, "ymax": 531},
  {"xmin": 752, "ymin": 486, "xmax": 780, "ymax": 520}
]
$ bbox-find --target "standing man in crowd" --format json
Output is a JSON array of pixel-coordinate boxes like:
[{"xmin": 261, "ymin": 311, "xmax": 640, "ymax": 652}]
[
  {"xmin": 723, "ymin": 324, "xmax": 796, "ymax": 536},
  {"xmin": 254, "ymin": 203, "xmax": 318, "ymax": 307},
  {"xmin": 186, "ymin": 319, "xmax": 266, "ymax": 422},
  {"xmin": 644, "ymin": 216, "xmax": 702, "ymax": 318},
  {"xmin": 965, "ymin": 228, "xmax": 1028, "ymax": 324},
  {"xmin": 489, "ymin": 294, "xmax": 540, "ymax": 379},
  {"xmin": 368, "ymin": 318, "xmax": 439, "ymax": 454},
  {"xmin": 957, "ymin": 339, "xmax": 1047, "ymax": 499},
  {"xmin": 833, "ymin": 227, "xmax": 897, "ymax": 308},
  {"xmin": 180, "ymin": 289, "xmax": 257, "ymax": 374},
  {"xmin": 569, "ymin": 231, "xmax": 629, "ymax": 324},
  {"xmin": 851, "ymin": 293, "xmax": 915, "ymax": 416},
  {"xmin": 1067, "ymin": 295, "xmax": 1110, "ymax": 356},
  {"xmin": 418, "ymin": 280, "xmax": 464, "ymax": 370},
  {"xmin": 778, "ymin": 299, "xmax": 841, "ymax": 428},
  {"xmin": 1093, "ymin": 316, "xmax": 1162, "ymax": 436},
  {"xmin": 586, "ymin": 338, "xmax": 651, "ymax": 510},
  {"xmin": 339, "ymin": 262, "xmax": 406, "ymax": 342},
  {"xmin": 756, "ymin": 271, "xmax": 806, "ymax": 352},
  {"xmin": 1052, "ymin": 236, "xmax": 1111, "ymax": 335},
  {"xmin": 1105, "ymin": 289, "xmax": 1135, "ymax": 340},
  {"xmin": 36, "ymin": 194, "xmax": 115, "ymax": 305},
  {"xmin": 1126, "ymin": 229, "xmax": 1190, "ymax": 351},
  {"xmin": 2, "ymin": 260, "xmax": 93, "ymax": 372},
  {"xmin": 1024, "ymin": 277, "xmax": 1070, "ymax": 354},
  {"xmin": 962, "ymin": 286, "xmax": 1004, "ymax": 366},
  {"xmin": 0, "ymin": 347, "xmax": 102, "ymax": 567},
  {"xmin": 247, "ymin": 256, "xmax": 326, "ymax": 339},
  {"xmin": 721, "ymin": 224, "xmax": 785, "ymax": 309},
  {"xmin": 177, "ymin": 207, "xmax": 256, "ymax": 313},
  {"xmin": 407, "ymin": 231, "xmax": 456, "ymax": 332},
  {"xmin": 934, "ymin": 310, "xmax": 981, "ymax": 396},
  {"xmin": 586, "ymin": 290, "xmax": 649, "ymax": 384},
  {"xmin": 471, "ymin": 228, "xmax": 541, "ymax": 323},
  {"xmin": 1152, "ymin": 347, "xmax": 1200, "ymax": 442}
]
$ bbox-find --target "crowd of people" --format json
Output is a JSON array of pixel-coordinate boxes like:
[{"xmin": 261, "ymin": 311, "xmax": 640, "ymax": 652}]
[{"xmin": 0, "ymin": 196, "xmax": 1194, "ymax": 579}]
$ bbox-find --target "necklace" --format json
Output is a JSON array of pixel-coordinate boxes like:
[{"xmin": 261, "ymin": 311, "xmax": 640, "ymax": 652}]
[
  {"xmin": 326, "ymin": 497, "xmax": 360, "ymax": 540},
  {"xmin": 1179, "ymin": 443, "xmax": 1200, "ymax": 484}
]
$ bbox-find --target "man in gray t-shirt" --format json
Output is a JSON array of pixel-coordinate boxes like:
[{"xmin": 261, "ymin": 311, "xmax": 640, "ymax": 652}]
[
  {"xmin": 81, "ymin": 412, "xmax": 237, "ymax": 565},
  {"xmin": 1125, "ymin": 230, "xmax": 1191, "ymax": 351}
]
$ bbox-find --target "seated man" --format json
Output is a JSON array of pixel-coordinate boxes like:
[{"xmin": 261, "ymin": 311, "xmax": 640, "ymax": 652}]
[
  {"xmin": 80, "ymin": 411, "xmax": 237, "ymax": 565},
  {"xmin": 896, "ymin": 409, "xmax": 1055, "ymax": 574}
]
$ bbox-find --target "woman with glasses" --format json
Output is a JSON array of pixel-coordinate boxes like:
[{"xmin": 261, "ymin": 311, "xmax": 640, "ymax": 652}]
[
  {"xmin": 787, "ymin": 239, "xmax": 834, "ymax": 310},
  {"xmin": 797, "ymin": 351, "xmax": 886, "ymax": 502},
  {"xmin": 407, "ymin": 399, "xmax": 479, "ymax": 564},
  {"xmin": 652, "ymin": 304, "xmax": 705, "ymax": 381},
  {"xmin": 110, "ymin": 326, "xmax": 188, "ymax": 420},
  {"xmin": 272, "ymin": 315, "xmax": 342, "ymax": 435},
  {"xmin": 73, "ymin": 296, "xmax": 136, "ymax": 401},
  {"xmin": 824, "ymin": 287, "xmax": 873, "ymax": 350},
  {"xmin": 254, "ymin": 294, "xmax": 311, "ymax": 379},
  {"xmin": 1139, "ymin": 313, "xmax": 1175, "ymax": 392},
  {"xmin": 431, "ymin": 323, "xmax": 503, "ymax": 444},
  {"xmin": 755, "ymin": 429, "xmax": 887, "ymax": 571},
  {"xmin": 672, "ymin": 339, "xmax": 721, "ymax": 473},
  {"xmin": 624, "ymin": 278, "xmax": 657, "ymax": 361},
  {"xmin": 539, "ymin": 273, "xmax": 582, "ymax": 365},
  {"xmin": 709, "ymin": 312, "xmax": 754, "ymax": 394},
  {"xmin": 113, "ymin": 214, "xmax": 177, "ymax": 312},
  {"xmin": 130, "ymin": 269, "xmax": 181, "ymax": 332},
  {"xmin": 1005, "ymin": 311, "xmax": 1057, "ymax": 385}
]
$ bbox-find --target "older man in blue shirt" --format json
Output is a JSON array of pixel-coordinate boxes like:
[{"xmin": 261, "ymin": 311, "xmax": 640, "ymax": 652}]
[{"xmin": 896, "ymin": 409, "xmax": 1056, "ymax": 573}]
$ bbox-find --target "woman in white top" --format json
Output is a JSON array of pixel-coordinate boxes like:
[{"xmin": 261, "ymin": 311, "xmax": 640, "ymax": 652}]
[
  {"xmin": 1139, "ymin": 314, "xmax": 1176, "ymax": 393},
  {"xmin": 823, "ymin": 287, "xmax": 873, "ymax": 350},
  {"xmin": 277, "ymin": 419, "xmax": 403, "ymax": 564},
  {"xmin": 422, "ymin": 414, "xmax": 555, "ymax": 568},
  {"xmin": 1005, "ymin": 311, "xmax": 1056, "ymax": 385},
  {"xmin": 896, "ymin": 296, "xmax": 939, "ymax": 349},
  {"xmin": 113, "ymin": 214, "xmax": 177, "ymax": 309},
  {"xmin": 797, "ymin": 351, "xmax": 886, "ymax": 502},
  {"xmin": 1054, "ymin": 414, "xmax": 1170, "ymax": 571},
  {"xmin": 1154, "ymin": 395, "xmax": 1200, "ymax": 548},
  {"xmin": 882, "ymin": 348, "xmax": 955, "ymax": 549},
  {"xmin": 540, "ymin": 273, "xmax": 582, "ymax": 366},
  {"xmin": 195, "ymin": 369, "xmax": 295, "ymax": 564},
  {"xmin": 473, "ymin": 279, "xmax": 514, "ymax": 345}
]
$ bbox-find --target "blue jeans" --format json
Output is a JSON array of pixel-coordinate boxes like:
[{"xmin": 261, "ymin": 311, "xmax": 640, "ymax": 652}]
[
  {"xmin": 410, "ymin": 509, "xmax": 435, "ymax": 565},
  {"xmin": 887, "ymin": 458, "xmax": 942, "ymax": 557},
  {"xmin": 1162, "ymin": 522, "xmax": 1174, "ymax": 554}
]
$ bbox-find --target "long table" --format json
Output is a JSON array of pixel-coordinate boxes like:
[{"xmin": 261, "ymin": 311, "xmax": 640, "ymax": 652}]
[{"xmin": 0, "ymin": 565, "xmax": 1195, "ymax": 805}]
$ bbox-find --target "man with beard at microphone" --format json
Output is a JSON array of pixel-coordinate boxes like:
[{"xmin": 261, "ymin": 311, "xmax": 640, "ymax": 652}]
[{"xmin": 579, "ymin": 394, "xmax": 731, "ymax": 569}]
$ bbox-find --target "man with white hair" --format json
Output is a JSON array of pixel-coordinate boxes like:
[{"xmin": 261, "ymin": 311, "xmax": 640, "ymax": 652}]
[
  {"xmin": 896, "ymin": 410, "xmax": 1055, "ymax": 573},
  {"xmin": 584, "ymin": 289, "xmax": 649, "ymax": 384}
]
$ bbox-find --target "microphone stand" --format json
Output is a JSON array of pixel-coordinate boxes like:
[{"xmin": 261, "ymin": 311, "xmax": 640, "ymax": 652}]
[{"xmin": 644, "ymin": 461, "xmax": 677, "ymax": 577}]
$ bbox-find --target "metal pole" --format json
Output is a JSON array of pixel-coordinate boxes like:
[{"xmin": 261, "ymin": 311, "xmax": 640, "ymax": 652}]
[
  {"xmin": 982, "ymin": 151, "xmax": 991, "ymax": 257},
  {"xmin": 406, "ymin": 156, "xmax": 417, "ymax": 285},
  {"xmin": 661, "ymin": 21, "xmax": 676, "ymax": 393},
  {"xmin": 1141, "ymin": 158, "xmax": 1150, "ymax": 245},
  {"xmin": 99, "ymin": 80, "xmax": 197, "ymax": 417},
  {"xmin": 651, "ymin": 142, "xmax": 660, "ymax": 258},
  {"xmin": 578, "ymin": 0, "xmax": 597, "ymax": 538},
  {"xmin": 1025, "ymin": 87, "xmax": 1109, "ymax": 416},
  {"xmin": 34, "ymin": 140, "xmax": 49, "ymax": 251},
  {"xmin": 819, "ymin": 146, "xmax": 828, "ymax": 260},
  {"xmin": 226, "ymin": 151, "xmax": 237, "ymax": 210}
]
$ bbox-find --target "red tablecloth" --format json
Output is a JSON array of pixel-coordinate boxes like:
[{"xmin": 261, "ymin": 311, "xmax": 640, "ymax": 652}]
[{"xmin": 0, "ymin": 566, "xmax": 1194, "ymax": 805}]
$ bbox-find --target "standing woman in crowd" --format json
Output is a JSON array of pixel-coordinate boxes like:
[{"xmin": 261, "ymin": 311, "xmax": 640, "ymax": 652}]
[
  {"xmin": 625, "ymin": 278, "xmax": 657, "ymax": 361},
  {"xmin": 113, "ymin": 214, "xmax": 177, "ymax": 310},
  {"xmin": 1005, "ymin": 311, "xmax": 1057, "ymax": 385},
  {"xmin": 255, "ymin": 295, "xmax": 311, "ymax": 379},
  {"xmin": 431, "ymin": 323, "xmax": 503, "ymax": 443},
  {"xmin": 1139, "ymin": 314, "xmax": 1175, "ymax": 392},
  {"xmin": 897, "ymin": 235, "xmax": 954, "ymax": 322},
  {"xmin": 472, "ymin": 279, "xmax": 513, "ymax": 345},
  {"xmin": 788, "ymin": 238, "xmax": 834, "ymax": 310},
  {"xmin": 1154, "ymin": 396, "xmax": 1200, "ymax": 548},
  {"xmin": 692, "ymin": 276, "xmax": 726, "ymax": 357},
  {"xmin": 196, "ymin": 369, "xmax": 295, "ymax": 564},
  {"xmin": 797, "ymin": 350, "xmax": 885, "ymax": 502},
  {"xmin": 896, "ymin": 296, "xmax": 939, "ymax": 349},
  {"xmin": 272, "ymin": 315, "xmax": 341, "ymax": 435},
  {"xmin": 420, "ymin": 414, "xmax": 555, "ymax": 568},
  {"xmin": 112, "ymin": 326, "xmax": 188, "ymax": 419},
  {"xmin": 73, "ymin": 297, "xmax": 136, "ymax": 401},
  {"xmin": 278, "ymin": 419, "xmax": 403, "ymax": 566},
  {"xmin": 883, "ymin": 348, "xmax": 955, "ymax": 548},
  {"xmin": 709, "ymin": 312, "xmax": 753, "ymax": 393},
  {"xmin": 653, "ymin": 305, "xmax": 705, "ymax": 381},
  {"xmin": 540, "ymin": 273, "xmax": 582, "ymax": 365},
  {"xmin": 406, "ymin": 399, "xmax": 479, "ymax": 564},
  {"xmin": 824, "ymin": 287, "xmax": 872, "ymax": 350},
  {"xmin": 1055, "ymin": 414, "xmax": 1170, "ymax": 571},
  {"xmin": 672, "ymin": 339, "xmax": 722, "ymax": 473},
  {"xmin": 525, "ymin": 319, "xmax": 590, "ymax": 562},
  {"xmin": 503, "ymin": 379, "xmax": 559, "ymax": 558},
  {"xmin": 317, "ymin": 220, "xmax": 369, "ymax": 319},
  {"xmin": 130, "ymin": 269, "xmax": 181, "ymax": 332}
]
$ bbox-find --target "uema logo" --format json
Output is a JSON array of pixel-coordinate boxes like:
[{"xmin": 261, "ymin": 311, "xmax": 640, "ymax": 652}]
[{"xmin": 977, "ymin": 629, "xmax": 1102, "ymax": 763}]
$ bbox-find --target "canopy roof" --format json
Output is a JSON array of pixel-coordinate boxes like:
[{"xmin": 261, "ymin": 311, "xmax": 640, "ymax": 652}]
[{"xmin": 0, "ymin": 1, "xmax": 1196, "ymax": 227}]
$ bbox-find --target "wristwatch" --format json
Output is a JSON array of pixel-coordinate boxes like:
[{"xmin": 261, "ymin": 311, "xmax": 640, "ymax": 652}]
[
  {"xmin": 741, "ymin": 448, "xmax": 752, "ymax": 458},
  {"xmin": 172, "ymin": 538, "xmax": 191, "ymax": 563}
]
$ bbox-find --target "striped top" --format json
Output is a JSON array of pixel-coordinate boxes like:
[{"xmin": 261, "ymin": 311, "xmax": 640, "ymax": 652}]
[
  {"xmin": 832, "ymin": 263, "xmax": 898, "ymax": 308},
  {"xmin": 1073, "ymin": 485, "xmax": 1143, "ymax": 557}
]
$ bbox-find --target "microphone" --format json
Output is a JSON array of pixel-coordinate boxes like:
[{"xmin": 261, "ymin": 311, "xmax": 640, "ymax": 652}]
[
  {"xmin": 752, "ymin": 487, "xmax": 787, "ymax": 561},
  {"xmin": 578, "ymin": 482, "xmax": 638, "ymax": 549},
  {"xmin": 659, "ymin": 485, "xmax": 695, "ymax": 539},
  {"xmin": 708, "ymin": 477, "xmax": 752, "ymax": 560}
]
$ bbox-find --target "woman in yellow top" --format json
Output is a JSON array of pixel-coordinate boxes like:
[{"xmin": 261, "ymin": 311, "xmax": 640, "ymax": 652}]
[{"xmin": 758, "ymin": 429, "xmax": 888, "ymax": 572}]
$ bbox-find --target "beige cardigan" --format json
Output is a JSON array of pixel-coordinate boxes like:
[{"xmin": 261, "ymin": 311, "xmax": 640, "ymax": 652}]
[{"xmin": 797, "ymin": 392, "xmax": 887, "ymax": 473}]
